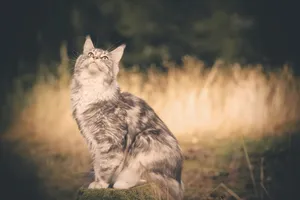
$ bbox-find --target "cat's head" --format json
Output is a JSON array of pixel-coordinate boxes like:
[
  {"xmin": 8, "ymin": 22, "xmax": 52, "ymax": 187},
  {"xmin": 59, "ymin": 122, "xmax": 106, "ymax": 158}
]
[{"xmin": 73, "ymin": 36, "xmax": 125, "ymax": 86}]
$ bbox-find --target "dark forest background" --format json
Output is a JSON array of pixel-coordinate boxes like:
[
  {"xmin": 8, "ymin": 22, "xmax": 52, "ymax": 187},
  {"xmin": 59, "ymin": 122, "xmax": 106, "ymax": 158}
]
[{"xmin": 0, "ymin": 0, "xmax": 299, "ymax": 131}]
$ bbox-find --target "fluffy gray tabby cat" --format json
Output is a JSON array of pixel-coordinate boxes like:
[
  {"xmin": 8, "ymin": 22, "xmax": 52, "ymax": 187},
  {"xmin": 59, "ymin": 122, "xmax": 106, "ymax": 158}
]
[{"xmin": 71, "ymin": 36, "xmax": 184, "ymax": 200}]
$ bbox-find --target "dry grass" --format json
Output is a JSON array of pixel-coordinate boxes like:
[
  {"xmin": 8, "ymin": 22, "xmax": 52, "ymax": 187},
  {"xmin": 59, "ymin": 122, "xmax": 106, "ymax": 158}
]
[{"xmin": 2, "ymin": 44, "xmax": 300, "ymax": 199}]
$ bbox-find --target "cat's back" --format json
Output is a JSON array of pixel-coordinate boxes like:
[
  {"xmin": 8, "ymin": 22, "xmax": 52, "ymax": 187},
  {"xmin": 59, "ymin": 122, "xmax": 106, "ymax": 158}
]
[
  {"xmin": 119, "ymin": 91, "xmax": 159, "ymax": 124},
  {"xmin": 120, "ymin": 92, "xmax": 184, "ymax": 183},
  {"xmin": 119, "ymin": 92, "xmax": 178, "ymax": 141}
]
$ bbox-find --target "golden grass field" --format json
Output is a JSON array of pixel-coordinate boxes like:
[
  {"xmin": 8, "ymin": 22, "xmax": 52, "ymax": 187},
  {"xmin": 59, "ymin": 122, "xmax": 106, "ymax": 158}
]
[{"xmin": 2, "ymin": 45, "xmax": 300, "ymax": 199}]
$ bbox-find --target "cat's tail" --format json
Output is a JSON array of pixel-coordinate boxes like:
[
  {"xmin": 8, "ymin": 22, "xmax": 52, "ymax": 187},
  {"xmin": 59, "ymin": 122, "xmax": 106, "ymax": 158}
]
[{"xmin": 145, "ymin": 172, "xmax": 184, "ymax": 200}]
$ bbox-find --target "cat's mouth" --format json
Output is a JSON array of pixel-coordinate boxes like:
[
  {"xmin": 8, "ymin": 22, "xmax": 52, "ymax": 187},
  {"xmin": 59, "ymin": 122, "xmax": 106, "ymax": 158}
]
[{"xmin": 88, "ymin": 63, "xmax": 103, "ymax": 74}]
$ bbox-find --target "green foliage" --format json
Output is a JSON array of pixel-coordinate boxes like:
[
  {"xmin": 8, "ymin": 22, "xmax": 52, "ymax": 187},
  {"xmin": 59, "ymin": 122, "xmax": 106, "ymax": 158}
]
[
  {"xmin": 76, "ymin": 184, "xmax": 160, "ymax": 200},
  {"xmin": 38, "ymin": 0, "xmax": 258, "ymax": 67}
]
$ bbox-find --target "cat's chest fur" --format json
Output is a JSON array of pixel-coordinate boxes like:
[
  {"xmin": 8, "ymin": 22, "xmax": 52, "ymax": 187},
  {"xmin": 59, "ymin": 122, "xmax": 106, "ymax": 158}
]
[
  {"xmin": 71, "ymin": 86, "xmax": 128, "ymax": 147},
  {"xmin": 83, "ymin": 102, "xmax": 127, "ymax": 130}
]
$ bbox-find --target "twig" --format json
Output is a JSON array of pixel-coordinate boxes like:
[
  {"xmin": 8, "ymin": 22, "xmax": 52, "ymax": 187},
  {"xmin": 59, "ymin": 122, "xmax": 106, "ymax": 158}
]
[
  {"xmin": 260, "ymin": 157, "xmax": 272, "ymax": 200},
  {"xmin": 211, "ymin": 183, "xmax": 242, "ymax": 200},
  {"xmin": 241, "ymin": 135, "xmax": 258, "ymax": 197},
  {"xmin": 260, "ymin": 157, "xmax": 264, "ymax": 200}
]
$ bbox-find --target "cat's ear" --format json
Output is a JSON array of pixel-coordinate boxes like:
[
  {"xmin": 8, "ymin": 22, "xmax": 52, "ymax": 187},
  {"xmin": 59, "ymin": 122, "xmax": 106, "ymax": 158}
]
[
  {"xmin": 83, "ymin": 35, "xmax": 94, "ymax": 54},
  {"xmin": 110, "ymin": 44, "xmax": 126, "ymax": 77},
  {"xmin": 110, "ymin": 44, "xmax": 126, "ymax": 64}
]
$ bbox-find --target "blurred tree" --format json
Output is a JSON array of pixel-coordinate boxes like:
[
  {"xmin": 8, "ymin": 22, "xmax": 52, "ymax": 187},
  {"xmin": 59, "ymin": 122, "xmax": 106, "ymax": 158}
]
[
  {"xmin": 192, "ymin": 11, "xmax": 256, "ymax": 63},
  {"xmin": 67, "ymin": 0, "xmax": 258, "ymax": 67},
  {"xmin": 4, "ymin": 0, "xmax": 298, "ymax": 81}
]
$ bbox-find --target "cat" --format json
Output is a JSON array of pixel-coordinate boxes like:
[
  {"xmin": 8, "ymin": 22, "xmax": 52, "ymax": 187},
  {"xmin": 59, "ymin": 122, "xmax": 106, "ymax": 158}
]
[{"xmin": 70, "ymin": 36, "xmax": 184, "ymax": 200}]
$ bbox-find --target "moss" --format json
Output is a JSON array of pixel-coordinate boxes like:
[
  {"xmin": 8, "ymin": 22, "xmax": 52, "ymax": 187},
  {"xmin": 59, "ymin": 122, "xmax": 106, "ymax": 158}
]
[{"xmin": 76, "ymin": 184, "xmax": 162, "ymax": 200}]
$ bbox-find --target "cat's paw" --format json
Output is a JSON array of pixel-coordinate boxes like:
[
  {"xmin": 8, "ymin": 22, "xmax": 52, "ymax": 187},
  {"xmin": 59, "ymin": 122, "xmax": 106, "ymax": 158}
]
[{"xmin": 88, "ymin": 181, "xmax": 109, "ymax": 189}]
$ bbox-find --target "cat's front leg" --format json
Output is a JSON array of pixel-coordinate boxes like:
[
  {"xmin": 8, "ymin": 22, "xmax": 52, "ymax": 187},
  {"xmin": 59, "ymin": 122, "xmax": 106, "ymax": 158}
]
[
  {"xmin": 88, "ymin": 160, "xmax": 110, "ymax": 189},
  {"xmin": 91, "ymin": 144, "xmax": 124, "ymax": 189},
  {"xmin": 88, "ymin": 163, "xmax": 110, "ymax": 189}
]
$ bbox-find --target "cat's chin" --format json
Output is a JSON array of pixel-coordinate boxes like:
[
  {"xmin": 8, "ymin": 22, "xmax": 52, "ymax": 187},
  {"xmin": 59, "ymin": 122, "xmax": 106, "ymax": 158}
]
[{"xmin": 88, "ymin": 63, "xmax": 101, "ymax": 74}]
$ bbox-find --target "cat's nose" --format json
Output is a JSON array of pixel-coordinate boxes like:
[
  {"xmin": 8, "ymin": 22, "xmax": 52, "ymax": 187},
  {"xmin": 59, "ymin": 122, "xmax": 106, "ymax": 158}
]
[{"xmin": 89, "ymin": 55, "xmax": 98, "ymax": 59}]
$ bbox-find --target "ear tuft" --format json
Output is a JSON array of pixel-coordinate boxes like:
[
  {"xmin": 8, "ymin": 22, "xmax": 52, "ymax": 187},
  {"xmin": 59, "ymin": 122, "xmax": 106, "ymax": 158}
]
[{"xmin": 83, "ymin": 35, "xmax": 94, "ymax": 54}]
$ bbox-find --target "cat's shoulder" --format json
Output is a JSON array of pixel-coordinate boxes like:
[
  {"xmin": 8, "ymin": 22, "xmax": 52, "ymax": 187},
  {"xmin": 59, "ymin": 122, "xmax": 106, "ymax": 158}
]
[
  {"xmin": 120, "ymin": 92, "xmax": 141, "ymax": 104},
  {"xmin": 120, "ymin": 92, "xmax": 153, "ymax": 111}
]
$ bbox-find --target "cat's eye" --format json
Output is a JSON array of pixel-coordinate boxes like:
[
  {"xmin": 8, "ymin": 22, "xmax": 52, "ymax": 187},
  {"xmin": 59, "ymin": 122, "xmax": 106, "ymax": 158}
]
[
  {"xmin": 101, "ymin": 56, "xmax": 109, "ymax": 60},
  {"xmin": 88, "ymin": 52, "xmax": 94, "ymax": 57}
]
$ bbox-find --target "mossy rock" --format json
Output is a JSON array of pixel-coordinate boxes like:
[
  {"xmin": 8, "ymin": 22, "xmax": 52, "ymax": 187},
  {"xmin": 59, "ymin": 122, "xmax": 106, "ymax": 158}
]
[{"xmin": 76, "ymin": 184, "xmax": 163, "ymax": 200}]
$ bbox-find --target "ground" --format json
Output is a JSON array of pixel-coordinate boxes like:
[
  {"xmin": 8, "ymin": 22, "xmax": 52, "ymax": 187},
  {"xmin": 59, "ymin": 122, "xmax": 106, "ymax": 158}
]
[{"xmin": 70, "ymin": 132, "xmax": 300, "ymax": 200}]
